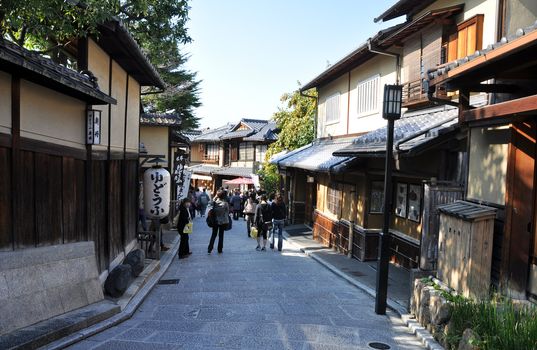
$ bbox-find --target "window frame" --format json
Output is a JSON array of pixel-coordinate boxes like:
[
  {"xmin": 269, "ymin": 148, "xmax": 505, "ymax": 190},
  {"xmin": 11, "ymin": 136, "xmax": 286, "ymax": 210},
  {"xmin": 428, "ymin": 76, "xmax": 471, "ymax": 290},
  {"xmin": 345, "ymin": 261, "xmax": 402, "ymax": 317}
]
[
  {"xmin": 239, "ymin": 142, "xmax": 254, "ymax": 161},
  {"xmin": 324, "ymin": 92, "xmax": 341, "ymax": 125},
  {"xmin": 326, "ymin": 182, "xmax": 342, "ymax": 217},
  {"xmin": 356, "ymin": 74, "xmax": 380, "ymax": 118}
]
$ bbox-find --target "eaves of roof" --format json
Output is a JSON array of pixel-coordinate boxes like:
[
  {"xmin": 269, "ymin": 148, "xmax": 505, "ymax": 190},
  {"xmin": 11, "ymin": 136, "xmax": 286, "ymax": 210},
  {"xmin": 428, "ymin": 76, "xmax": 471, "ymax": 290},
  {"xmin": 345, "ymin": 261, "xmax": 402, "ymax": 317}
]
[
  {"xmin": 374, "ymin": 0, "xmax": 436, "ymax": 23},
  {"xmin": 97, "ymin": 20, "xmax": 164, "ymax": 88},
  {"xmin": 0, "ymin": 38, "xmax": 116, "ymax": 105}
]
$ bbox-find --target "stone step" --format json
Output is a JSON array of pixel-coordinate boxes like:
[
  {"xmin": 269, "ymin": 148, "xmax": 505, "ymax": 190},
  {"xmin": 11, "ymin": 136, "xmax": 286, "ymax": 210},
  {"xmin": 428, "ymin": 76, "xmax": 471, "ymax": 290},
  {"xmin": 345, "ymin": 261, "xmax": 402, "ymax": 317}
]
[{"xmin": 0, "ymin": 300, "xmax": 120, "ymax": 350}]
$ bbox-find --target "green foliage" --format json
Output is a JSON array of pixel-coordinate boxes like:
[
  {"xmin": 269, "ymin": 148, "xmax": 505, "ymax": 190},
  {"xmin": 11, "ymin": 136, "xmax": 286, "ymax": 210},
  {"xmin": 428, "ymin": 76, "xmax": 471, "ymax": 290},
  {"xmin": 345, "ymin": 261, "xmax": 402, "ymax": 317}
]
[
  {"xmin": 445, "ymin": 297, "xmax": 537, "ymax": 350},
  {"xmin": 258, "ymin": 88, "xmax": 317, "ymax": 193},
  {"xmin": 1, "ymin": 0, "xmax": 201, "ymax": 130}
]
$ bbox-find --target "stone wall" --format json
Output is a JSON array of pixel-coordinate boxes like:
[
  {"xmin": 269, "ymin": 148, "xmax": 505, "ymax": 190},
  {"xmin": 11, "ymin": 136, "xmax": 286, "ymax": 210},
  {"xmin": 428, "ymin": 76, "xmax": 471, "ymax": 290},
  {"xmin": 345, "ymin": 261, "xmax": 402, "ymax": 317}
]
[{"xmin": 0, "ymin": 242, "xmax": 104, "ymax": 335}]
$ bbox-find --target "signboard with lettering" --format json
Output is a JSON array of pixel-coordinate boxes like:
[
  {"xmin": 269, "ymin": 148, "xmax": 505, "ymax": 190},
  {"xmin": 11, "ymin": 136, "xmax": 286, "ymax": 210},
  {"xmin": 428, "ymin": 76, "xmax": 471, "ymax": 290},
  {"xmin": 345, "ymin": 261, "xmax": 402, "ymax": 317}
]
[
  {"xmin": 86, "ymin": 110, "xmax": 101, "ymax": 145},
  {"xmin": 143, "ymin": 167, "xmax": 171, "ymax": 219}
]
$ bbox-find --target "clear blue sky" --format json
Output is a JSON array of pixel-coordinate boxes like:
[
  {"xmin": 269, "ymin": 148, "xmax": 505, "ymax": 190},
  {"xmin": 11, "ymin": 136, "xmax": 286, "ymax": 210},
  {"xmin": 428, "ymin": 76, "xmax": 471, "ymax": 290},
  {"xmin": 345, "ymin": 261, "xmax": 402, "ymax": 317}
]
[{"xmin": 184, "ymin": 0, "xmax": 401, "ymax": 128}]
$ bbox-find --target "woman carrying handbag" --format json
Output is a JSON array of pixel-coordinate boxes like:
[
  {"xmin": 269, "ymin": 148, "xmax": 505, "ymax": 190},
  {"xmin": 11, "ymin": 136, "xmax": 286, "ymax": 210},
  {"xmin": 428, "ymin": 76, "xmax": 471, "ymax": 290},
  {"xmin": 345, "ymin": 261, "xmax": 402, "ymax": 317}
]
[{"xmin": 174, "ymin": 198, "xmax": 193, "ymax": 259}]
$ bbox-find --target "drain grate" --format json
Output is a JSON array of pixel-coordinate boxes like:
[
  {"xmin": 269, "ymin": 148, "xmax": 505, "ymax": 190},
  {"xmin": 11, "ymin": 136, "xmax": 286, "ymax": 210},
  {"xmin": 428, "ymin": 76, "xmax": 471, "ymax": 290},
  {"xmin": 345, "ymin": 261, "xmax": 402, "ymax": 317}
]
[
  {"xmin": 368, "ymin": 342, "xmax": 391, "ymax": 350},
  {"xmin": 158, "ymin": 278, "xmax": 180, "ymax": 285}
]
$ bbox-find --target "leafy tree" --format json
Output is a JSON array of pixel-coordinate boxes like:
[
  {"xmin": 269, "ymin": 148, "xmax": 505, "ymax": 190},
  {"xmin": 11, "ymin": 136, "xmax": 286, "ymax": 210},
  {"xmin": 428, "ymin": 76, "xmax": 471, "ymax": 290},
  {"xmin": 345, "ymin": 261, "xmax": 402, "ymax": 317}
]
[
  {"xmin": 0, "ymin": 0, "xmax": 201, "ymax": 130},
  {"xmin": 258, "ymin": 87, "xmax": 317, "ymax": 193}
]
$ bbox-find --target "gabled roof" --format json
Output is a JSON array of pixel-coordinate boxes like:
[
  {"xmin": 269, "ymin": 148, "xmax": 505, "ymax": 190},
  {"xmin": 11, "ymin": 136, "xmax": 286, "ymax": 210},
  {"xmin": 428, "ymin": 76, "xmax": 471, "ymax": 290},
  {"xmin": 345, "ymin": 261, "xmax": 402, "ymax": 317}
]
[
  {"xmin": 333, "ymin": 106, "xmax": 458, "ymax": 157},
  {"xmin": 244, "ymin": 121, "xmax": 278, "ymax": 142},
  {"xmin": 0, "ymin": 38, "xmax": 116, "ymax": 105},
  {"xmin": 300, "ymin": 22, "xmax": 405, "ymax": 91},
  {"xmin": 220, "ymin": 118, "xmax": 272, "ymax": 140},
  {"xmin": 140, "ymin": 113, "xmax": 181, "ymax": 126},
  {"xmin": 97, "ymin": 20, "xmax": 164, "ymax": 88},
  {"xmin": 374, "ymin": 0, "xmax": 437, "ymax": 23}
]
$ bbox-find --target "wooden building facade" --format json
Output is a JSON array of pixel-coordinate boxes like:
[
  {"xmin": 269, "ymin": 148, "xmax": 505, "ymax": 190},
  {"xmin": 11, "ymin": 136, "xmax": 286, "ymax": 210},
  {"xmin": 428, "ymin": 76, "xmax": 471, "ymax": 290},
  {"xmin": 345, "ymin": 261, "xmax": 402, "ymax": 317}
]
[{"xmin": 0, "ymin": 20, "xmax": 164, "ymax": 279}]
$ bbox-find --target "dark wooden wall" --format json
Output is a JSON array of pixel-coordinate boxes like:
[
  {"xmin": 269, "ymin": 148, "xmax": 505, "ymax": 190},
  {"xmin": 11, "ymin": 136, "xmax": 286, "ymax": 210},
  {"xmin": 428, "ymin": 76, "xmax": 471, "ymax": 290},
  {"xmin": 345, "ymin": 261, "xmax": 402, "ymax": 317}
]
[{"xmin": 0, "ymin": 144, "xmax": 139, "ymax": 273}]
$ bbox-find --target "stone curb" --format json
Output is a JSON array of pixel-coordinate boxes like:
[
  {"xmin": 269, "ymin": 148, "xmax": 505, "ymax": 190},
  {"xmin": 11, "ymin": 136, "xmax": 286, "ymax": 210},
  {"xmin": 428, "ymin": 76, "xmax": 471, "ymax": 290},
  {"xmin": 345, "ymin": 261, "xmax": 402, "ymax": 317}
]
[
  {"xmin": 42, "ymin": 236, "xmax": 181, "ymax": 350},
  {"xmin": 283, "ymin": 232, "xmax": 445, "ymax": 350}
]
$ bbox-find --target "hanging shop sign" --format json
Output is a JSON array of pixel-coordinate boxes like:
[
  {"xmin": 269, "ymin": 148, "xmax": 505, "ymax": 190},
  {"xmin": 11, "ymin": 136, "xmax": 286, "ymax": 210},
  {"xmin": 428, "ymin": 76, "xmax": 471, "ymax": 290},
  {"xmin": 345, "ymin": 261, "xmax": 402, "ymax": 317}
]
[
  {"xmin": 143, "ymin": 166, "xmax": 171, "ymax": 219},
  {"xmin": 86, "ymin": 109, "xmax": 102, "ymax": 145}
]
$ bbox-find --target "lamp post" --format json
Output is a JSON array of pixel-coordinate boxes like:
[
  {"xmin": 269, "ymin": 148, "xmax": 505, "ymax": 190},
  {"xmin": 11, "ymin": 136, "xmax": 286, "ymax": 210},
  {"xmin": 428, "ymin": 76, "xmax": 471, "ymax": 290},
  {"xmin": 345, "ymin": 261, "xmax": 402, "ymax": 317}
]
[{"xmin": 375, "ymin": 84, "xmax": 403, "ymax": 315}]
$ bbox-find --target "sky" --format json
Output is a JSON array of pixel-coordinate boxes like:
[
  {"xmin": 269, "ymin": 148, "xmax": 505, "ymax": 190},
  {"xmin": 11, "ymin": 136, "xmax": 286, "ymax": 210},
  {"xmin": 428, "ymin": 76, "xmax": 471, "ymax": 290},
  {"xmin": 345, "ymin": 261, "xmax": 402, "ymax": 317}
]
[{"xmin": 184, "ymin": 0, "xmax": 401, "ymax": 129}]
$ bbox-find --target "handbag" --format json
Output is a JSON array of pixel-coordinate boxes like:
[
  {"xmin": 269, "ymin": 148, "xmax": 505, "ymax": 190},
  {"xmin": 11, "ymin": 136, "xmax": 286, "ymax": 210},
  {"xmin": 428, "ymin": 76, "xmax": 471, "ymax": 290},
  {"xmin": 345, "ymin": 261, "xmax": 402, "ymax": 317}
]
[
  {"xmin": 250, "ymin": 227, "xmax": 258, "ymax": 239},
  {"xmin": 184, "ymin": 222, "xmax": 193, "ymax": 234},
  {"xmin": 224, "ymin": 214, "xmax": 233, "ymax": 231},
  {"xmin": 206, "ymin": 209, "xmax": 216, "ymax": 228}
]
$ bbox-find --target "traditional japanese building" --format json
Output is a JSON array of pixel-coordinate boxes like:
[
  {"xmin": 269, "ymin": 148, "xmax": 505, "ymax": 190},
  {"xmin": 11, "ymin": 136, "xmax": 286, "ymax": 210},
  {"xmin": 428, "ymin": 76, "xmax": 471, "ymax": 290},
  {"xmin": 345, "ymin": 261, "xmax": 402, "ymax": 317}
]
[{"xmin": 0, "ymin": 19, "xmax": 164, "ymax": 335}]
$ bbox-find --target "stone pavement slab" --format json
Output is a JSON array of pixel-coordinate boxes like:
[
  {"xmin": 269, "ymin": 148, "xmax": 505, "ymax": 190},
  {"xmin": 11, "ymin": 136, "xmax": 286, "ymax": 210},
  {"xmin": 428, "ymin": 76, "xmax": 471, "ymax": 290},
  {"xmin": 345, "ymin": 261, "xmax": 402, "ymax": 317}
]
[{"xmin": 67, "ymin": 216, "xmax": 427, "ymax": 350}]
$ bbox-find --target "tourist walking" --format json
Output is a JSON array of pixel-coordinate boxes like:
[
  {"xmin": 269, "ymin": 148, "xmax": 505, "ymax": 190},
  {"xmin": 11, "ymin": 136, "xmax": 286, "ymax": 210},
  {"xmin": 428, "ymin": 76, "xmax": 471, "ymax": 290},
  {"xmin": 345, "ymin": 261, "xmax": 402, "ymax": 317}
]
[
  {"xmin": 189, "ymin": 190, "xmax": 197, "ymax": 218},
  {"xmin": 174, "ymin": 198, "xmax": 192, "ymax": 259},
  {"xmin": 198, "ymin": 188, "xmax": 210, "ymax": 217},
  {"xmin": 207, "ymin": 190, "xmax": 230, "ymax": 254},
  {"xmin": 243, "ymin": 192, "xmax": 258, "ymax": 237},
  {"xmin": 254, "ymin": 195, "xmax": 272, "ymax": 251},
  {"xmin": 230, "ymin": 190, "xmax": 242, "ymax": 220},
  {"xmin": 271, "ymin": 194, "xmax": 287, "ymax": 252}
]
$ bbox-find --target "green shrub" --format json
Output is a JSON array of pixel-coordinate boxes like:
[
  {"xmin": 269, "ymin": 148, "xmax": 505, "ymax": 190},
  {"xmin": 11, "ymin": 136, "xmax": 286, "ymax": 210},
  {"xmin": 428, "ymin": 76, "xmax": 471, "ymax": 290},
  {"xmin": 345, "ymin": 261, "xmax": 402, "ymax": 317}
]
[{"xmin": 445, "ymin": 297, "xmax": 537, "ymax": 350}]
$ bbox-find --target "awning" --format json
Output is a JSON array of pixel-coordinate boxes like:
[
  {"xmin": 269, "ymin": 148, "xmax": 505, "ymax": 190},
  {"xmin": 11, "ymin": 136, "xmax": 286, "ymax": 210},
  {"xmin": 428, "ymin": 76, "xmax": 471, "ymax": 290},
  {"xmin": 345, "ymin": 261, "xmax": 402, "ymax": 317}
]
[
  {"xmin": 223, "ymin": 177, "xmax": 254, "ymax": 185},
  {"xmin": 191, "ymin": 174, "xmax": 212, "ymax": 181},
  {"xmin": 334, "ymin": 106, "xmax": 458, "ymax": 157},
  {"xmin": 274, "ymin": 138, "xmax": 355, "ymax": 173}
]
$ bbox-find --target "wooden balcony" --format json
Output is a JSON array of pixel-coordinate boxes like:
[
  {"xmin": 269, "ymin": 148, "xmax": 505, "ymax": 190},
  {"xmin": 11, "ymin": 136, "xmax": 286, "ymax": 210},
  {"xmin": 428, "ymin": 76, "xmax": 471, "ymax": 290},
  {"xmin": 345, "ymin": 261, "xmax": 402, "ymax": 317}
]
[
  {"xmin": 201, "ymin": 155, "xmax": 219, "ymax": 163},
  {"xmin": 402, "ymin": 78, "xmax": 447, "ymax": 108}
]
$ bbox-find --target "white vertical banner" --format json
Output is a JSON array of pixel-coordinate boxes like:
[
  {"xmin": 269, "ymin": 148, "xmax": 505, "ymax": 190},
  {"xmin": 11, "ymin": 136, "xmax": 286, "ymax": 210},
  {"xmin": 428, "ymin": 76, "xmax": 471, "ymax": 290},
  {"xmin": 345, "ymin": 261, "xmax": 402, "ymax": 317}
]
[
  {"xmin": 250, "ymin": 174, "xmax": 260, "ymax": 190},
  {"xmin": 174, "ymin": 153, "xmax": 192, "ymax": 201}
]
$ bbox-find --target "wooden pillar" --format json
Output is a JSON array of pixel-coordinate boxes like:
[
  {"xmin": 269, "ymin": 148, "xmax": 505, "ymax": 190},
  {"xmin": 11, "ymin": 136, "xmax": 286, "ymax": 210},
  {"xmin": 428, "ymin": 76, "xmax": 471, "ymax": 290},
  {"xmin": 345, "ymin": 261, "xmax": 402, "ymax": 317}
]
[{"xmin": 10, "ymin": 75, "xmax": 20, "ymax": 250}]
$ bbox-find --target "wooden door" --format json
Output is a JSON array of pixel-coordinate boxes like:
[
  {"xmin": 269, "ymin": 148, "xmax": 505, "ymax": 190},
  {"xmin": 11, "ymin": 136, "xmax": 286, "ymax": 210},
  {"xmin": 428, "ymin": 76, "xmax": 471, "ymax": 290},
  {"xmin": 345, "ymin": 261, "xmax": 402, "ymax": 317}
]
[
  {"xmin": 505, "ymin": 121, "xmax": 536, "ymax": 297},
  {"xmin": 305, "ymin": 181, "xmax": 316, "ymax": 226}
]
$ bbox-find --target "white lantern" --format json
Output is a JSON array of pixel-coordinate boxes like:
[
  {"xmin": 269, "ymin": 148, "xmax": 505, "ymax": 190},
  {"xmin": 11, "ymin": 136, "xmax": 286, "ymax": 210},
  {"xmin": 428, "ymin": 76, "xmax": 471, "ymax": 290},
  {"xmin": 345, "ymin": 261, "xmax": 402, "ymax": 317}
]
[{"xmin": 143, "ymin": 166, "xmax": 171, "ymax": 219}]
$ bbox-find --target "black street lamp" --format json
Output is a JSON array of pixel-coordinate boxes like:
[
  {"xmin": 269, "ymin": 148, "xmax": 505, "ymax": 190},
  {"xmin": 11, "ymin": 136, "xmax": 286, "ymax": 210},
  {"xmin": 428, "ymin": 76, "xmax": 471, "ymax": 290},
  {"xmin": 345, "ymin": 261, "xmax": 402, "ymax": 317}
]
[{"xmin": 375, "ymin": 84, "xmax": 403, "ymax": 315}]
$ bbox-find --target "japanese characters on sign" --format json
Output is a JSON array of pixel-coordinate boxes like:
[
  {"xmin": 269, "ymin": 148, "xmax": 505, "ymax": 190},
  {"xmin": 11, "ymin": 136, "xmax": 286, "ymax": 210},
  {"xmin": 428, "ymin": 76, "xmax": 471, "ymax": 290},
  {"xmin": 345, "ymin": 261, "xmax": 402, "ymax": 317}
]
[
  {"xmin": 174, "ymin": 154, "xmax": 192, "ymax": 201},
  {"xmin": 86, "ymin": 109, "xmax": 101, "ymax": 145},
  {"xmin": 143, "ymin": 167, "xmax": 171, "ymax": 219}
]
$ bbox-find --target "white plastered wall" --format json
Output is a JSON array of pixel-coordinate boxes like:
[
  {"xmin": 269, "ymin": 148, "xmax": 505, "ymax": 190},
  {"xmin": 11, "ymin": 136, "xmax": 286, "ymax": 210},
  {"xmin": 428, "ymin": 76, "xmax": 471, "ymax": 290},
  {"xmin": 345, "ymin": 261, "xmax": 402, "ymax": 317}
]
[
  {"xmin": 0, "ymin": 71, "xmax": 11, "ymax": 135},
  {"xmin": 20, "ymin": 80, "xmax": 86, "ymax": 149}
]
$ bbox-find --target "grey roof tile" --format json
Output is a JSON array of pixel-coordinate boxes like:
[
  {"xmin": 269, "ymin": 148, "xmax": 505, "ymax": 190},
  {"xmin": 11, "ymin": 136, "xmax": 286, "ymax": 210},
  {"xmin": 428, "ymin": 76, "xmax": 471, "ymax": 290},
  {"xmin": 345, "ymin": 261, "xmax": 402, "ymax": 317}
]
[{"xmin": 140, "ymin": 113, "xmax": 181, "ymax": 126}]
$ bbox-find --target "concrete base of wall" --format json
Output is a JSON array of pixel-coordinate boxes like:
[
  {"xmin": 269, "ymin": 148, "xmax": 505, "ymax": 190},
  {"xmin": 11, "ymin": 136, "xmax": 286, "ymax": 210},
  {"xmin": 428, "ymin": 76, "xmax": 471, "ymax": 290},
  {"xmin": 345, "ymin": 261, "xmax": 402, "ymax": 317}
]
[{"xmin": 0, "ymin": 242, "xmax": 104, "ymax": 336}]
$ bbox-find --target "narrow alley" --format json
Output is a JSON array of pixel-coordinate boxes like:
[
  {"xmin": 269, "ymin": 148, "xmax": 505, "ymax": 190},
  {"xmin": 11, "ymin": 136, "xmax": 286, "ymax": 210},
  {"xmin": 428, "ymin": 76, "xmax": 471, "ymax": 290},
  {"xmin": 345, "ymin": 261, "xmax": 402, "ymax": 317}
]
[{"xmin": 68, "ymin": 218, "xmax": 425, "ymax": 350}]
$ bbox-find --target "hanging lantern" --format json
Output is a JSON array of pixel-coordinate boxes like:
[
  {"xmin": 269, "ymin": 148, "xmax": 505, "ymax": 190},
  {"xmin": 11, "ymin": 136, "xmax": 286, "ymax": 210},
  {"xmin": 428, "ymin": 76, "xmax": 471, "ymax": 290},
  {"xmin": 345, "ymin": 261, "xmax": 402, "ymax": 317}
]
[{"xmin": 143, "ymin": 165, "xmax": 171, "ymax": 219}]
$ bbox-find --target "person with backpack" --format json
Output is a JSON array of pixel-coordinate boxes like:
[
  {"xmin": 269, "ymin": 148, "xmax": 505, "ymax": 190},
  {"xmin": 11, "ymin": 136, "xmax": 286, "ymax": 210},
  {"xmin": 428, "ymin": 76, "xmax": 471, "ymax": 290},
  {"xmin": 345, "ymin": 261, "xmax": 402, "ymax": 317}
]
[
  {"xmin": 198, "ymin": 188, "xmax": 210, "ymax": 217},
  {"xmin": 230, "ymin": 189, "xmax": 242, "ymax": 220},
  {"xmin": 271, "ymin": 194, "xmax": 287, "ymax": 252},
  {"xmin": 254, "ymin": 194, "xmax": 272, "ymax": 251},
  {"xmin": 207, "ymin": 190, "xmax": 230, "ymax": 254}
]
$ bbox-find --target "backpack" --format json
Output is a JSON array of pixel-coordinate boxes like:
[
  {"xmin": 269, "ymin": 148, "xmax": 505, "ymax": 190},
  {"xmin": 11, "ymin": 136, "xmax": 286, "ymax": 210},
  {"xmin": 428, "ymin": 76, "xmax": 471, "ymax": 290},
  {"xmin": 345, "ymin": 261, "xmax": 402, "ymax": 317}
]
[
  {"xmin": 200, "ymin": 193, "xmax": 209, "ymax": 205},
  {"xmin": 260, "ymin": 203, "xmax": 272, "ymax": 223}
]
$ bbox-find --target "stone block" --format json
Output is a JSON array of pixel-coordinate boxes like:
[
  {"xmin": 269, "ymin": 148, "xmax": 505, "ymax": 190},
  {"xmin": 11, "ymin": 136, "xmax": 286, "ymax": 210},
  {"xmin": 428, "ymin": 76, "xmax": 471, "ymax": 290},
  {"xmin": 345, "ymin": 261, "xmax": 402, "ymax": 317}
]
[
  {"xmin": 39, "ymin": 261, "xmax": 68, "ymax": 289},
  {"xmin": 411, "ymin": 278, "xmax": 426, "ymax": 316},
  {"xmin": 104, "ymin": 264, "xmax": 133, "ymax": 298},
  {"xmin": 430, "ymin": 293, "xmax": 451, "ymax": 325},
  {"xmin": 417, "ymin": 286, "xmax": 432, "ymax": 326},
  {"xmin": 4, "ymin": 267, "xmax": 45, "ymax": 298},
  {"xmin": 0, "ymin": 273, "xmax": 8, "ymax": 301},
  {"xmin": 458, "ymin": 328, "xmax": 480, "ymax": 350},
  {"xmin": 60, "ymin": 283, "xmax": 89, "ymax": 312},
  {"xmin": 124, "ymin": 249, "xmax": 145, "ymax": 277},
  {"xmin": 84, "ymin": 278, "xmax": 104, "ymax": 304}
]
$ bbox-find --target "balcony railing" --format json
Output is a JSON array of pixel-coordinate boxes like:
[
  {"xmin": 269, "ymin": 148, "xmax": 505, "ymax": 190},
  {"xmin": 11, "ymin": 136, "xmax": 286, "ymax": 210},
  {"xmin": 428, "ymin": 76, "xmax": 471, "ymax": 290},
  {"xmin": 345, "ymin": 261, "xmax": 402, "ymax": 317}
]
[
  {"xmin": 202, "ymin": 155, "xmax": 219, "ymax": 163},
  {"xmin": 402, "ymin": 78, "xmax": 447, "ymax": 108}
]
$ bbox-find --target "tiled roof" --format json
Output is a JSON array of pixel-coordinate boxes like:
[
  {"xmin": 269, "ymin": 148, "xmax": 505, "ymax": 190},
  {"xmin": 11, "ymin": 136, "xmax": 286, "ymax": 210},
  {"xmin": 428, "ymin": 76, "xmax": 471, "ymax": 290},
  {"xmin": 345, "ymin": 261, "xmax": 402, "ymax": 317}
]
[
  {"xmin": 374, "ymin": 0, "xmax": 436, "ymax": 23},
  {"xmin": 181, "ymin": 130, "xmax": 202, "ymax": 142},
  {"xmin": 140, "ymin": 113, "xmax": 181, "ymax": 126},
  {"xmin": 0, "ymin": 38, "xmax": 116, "ymax": 105},
  {"xmin": 187, "ymin": 164, "xmax": 221, "ymax": 175},
  {"xmin": 244, "ymin": 121, "xmax": 278, "ymax": 141},
  {"xmin": 214, "ymin": 167, "xmax": 254, "ymax": 178},
  {"xmin": 220, "ymin": 129, "xmax": 253, "ymax": 140},
  {"xmin": 272, "ymin": 138, "xmax": 355, "ymax": 173},
  {"xmin": 333, "ymin": 106, "xmax": 458, "ymax": 156},
  {"xmin": 192, "ymin": 124, "xmax": 234, "ymax": 142},
  {"xmin": 427, "ymin": 22, "xmax": 537, "ymax": 82},
  {"xmin": 220, "ymin": 118, "xmax": 273, "ymax": 141}
]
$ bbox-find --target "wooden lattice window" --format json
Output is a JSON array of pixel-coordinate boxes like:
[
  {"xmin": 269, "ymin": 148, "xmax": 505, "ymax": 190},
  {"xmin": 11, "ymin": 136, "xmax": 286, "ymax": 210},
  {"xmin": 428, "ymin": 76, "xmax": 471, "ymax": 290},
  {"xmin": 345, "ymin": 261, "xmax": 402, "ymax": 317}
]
[{"xmin": 327, "ymin": 183, "xmax": 342, "ymax": 216}]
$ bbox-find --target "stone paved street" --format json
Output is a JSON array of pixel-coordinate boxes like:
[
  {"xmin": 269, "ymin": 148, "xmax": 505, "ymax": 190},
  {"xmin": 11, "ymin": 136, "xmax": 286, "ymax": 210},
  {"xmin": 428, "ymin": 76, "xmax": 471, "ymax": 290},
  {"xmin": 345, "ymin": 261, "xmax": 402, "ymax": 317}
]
[{"xmin": 67, "ymin": 217, "xmax": 426, "ymax": 350}]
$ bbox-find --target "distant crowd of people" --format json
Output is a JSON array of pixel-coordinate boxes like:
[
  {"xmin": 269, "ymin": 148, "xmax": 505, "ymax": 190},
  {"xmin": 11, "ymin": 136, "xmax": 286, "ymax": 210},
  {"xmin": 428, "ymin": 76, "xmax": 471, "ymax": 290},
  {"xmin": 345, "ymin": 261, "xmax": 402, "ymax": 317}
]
[{"xmin": 173, "ymin": 186, "xmax": 287, "ymax": 259}]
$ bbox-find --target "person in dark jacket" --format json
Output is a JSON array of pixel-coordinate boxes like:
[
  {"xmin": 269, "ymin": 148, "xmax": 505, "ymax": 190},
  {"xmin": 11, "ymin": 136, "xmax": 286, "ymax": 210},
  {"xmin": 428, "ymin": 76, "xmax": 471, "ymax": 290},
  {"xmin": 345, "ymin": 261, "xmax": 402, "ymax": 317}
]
[
  {"xmin": 175, "ymin": 198, "xmax": 192, "ymax": 259},
  {"xmin": 208, "ymin": 190, "xmax": 230, "ymax": 254},
  {"xmin": 230, "ymin": 190, "xmax": 242, "ymax": 220},
  {"xmin": 271, "ymin": 194, "xmax": 287, "ymax": 252},
  {"xmin": 254, "ymin": 195, "xmax": 272, "ymax": 251}
]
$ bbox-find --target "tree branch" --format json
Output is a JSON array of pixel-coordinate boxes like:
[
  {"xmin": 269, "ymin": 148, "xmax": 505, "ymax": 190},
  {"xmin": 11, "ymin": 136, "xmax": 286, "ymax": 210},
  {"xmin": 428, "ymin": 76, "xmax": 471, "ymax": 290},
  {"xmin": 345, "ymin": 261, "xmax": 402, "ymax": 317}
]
[{"xmin": 17, "ymin": 25, "xmax": 28, "ymax": 47}]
